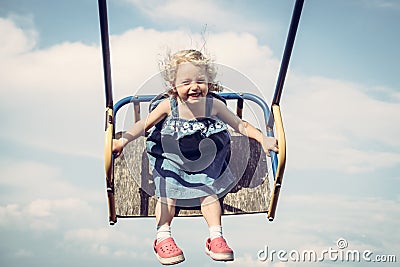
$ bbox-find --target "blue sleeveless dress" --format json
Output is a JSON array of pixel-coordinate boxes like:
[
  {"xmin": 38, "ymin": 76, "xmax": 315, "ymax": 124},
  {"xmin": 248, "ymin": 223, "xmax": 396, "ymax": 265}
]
[{"xmin": 146, "ymin": 94, "xmax": 235, "ymax": 199}]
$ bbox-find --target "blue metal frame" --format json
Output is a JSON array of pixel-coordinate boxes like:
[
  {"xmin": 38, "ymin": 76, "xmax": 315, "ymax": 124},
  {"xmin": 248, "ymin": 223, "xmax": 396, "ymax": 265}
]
[{"xmin": 113, "ymin": 92, "xmax": 278, "ymax": 181}]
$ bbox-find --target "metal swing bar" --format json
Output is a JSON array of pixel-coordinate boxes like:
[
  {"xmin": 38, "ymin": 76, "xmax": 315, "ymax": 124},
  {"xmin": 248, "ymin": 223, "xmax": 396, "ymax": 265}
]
[
  {"xmin": 267, "ymin": 0, "xmax": 304, "ymax": 221},
  {"xmin": 98, "ymin": 0, "xmax": 116, "ymax": 224}
]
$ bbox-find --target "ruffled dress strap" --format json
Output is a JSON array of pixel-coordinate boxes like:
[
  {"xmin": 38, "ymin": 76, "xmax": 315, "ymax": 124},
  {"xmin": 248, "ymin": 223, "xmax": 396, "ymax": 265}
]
[
  {"xmin": 206, "ymin": 94, "xmax": 213, "ymax": 117},
  {"xmin": 170, "ymin": 96, "xmax": 179, "ymax": 118}
]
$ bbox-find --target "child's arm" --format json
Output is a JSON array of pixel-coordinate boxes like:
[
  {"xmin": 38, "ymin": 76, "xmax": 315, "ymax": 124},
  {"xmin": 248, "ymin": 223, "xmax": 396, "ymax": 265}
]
[
  {"xmin": 214, "ymin": 100, "xmax": 279, "ymax": 156},
  {"xmin": 112, "ymin": 99, "xmax": 170, "ymax": 157}
]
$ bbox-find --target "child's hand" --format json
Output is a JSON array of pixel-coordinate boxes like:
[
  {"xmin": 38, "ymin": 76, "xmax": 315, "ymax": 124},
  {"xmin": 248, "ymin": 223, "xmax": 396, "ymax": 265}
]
[
  {"xmin": 262, "ymin": 136, "xmax": 279, "ymax": 157},
  {"xmin": 112, "ymin": 138, "xmax": 125, "ymax": 158}
]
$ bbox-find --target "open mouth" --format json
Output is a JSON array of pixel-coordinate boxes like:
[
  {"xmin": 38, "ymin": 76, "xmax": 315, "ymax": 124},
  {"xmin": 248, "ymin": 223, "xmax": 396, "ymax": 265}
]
[{"xmin": 187, "ymin": 92, "xmax": 202, "ymax": 98}]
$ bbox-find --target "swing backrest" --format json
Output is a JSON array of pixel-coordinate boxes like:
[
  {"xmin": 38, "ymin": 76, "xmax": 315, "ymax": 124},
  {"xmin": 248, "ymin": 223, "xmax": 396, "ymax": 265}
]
[{"xmin": 112, "ymin": 92, "xmax": 271, "ymax": 218}]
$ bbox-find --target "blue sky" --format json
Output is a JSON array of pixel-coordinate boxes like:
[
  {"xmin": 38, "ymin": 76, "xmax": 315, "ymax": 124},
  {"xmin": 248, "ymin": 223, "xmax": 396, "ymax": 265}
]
[{"xmin": 0, "ymin": 0, "xmax": 399, "ymax": 266}]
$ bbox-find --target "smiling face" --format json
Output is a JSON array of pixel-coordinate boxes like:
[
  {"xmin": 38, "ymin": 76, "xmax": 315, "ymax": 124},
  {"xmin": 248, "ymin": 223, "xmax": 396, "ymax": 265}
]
[{"xmin": 173, "ymin": 62, "xmax": 208, "ymax": 103}]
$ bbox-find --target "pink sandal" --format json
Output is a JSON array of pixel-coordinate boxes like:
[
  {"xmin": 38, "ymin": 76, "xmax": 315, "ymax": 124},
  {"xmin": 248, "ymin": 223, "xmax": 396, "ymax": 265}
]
[
  {"xmin": 205, "ymin": 237, "xmax": 234, "ymax": 261},
  {"xmin": 154, "ymin": 237, "xmax": 185, "ymax": 265}
]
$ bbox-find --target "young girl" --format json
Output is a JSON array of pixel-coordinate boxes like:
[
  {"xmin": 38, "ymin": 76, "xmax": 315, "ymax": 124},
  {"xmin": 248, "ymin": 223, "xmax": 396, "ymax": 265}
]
[{"xmin": 113, "ymin": 49, "xmax": 278, "ymax": 265}]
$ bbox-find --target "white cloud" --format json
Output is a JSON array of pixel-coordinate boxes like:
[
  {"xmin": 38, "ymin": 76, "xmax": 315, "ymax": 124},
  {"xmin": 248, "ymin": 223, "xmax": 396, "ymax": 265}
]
[
  {"xmin": 63, "ymin": 227, "xmax": 154, "ymax": 260},
  {"xmin": 124, "ymin": 0, "xmax": 262, "ymax": 32},
  {"xmin": 0, "ymin": 198, "xmax": 93, "ymax": 231},
  {"xmin": 64, "ymin": 227, "xmax": 119, "ymax": 244},
  {"xmin": 283, "ymin": 76, "xmax": 400, "ymax": 173},
  {"xmin": 0, "ymin": 159, "xmax": 103, "ymax": 203},
  {"xmin": 0, "ymin": 20, "xmax": 104, "ymax": 158},
  {"xmin": 280, "ymin": 195, "xmax": 399, "ymax": 252},
  {"xmin": 0, "ymin": 160, "xmax": 60, "ymax": 188},
  {"xmin": 360, "ymin": 0, "xmax": 400, "ymax": 9},
  {"xmin": 0, "ymin": 18, "xmax": 37, "ymax": 58},
  {"xmin": 14, "ymin": 249, "xmax": 33, "ymax": 258}
]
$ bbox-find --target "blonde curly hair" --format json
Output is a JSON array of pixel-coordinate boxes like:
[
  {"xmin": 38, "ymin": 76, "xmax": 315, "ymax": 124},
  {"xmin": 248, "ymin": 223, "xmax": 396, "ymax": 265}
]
[{"xmin": 160, "ymin": 49, "xmax": 222, "ymax": 95}]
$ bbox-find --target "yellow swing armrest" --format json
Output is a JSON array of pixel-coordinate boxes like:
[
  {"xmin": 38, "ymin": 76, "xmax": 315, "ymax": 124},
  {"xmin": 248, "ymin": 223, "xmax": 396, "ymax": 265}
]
[
  {"xmin": 104, "ymin": 108, "xmax": 114, "ymax": 182},
  {"xmin": 268, "ymin": 104, "xmax": 287, "ymax": 221}
]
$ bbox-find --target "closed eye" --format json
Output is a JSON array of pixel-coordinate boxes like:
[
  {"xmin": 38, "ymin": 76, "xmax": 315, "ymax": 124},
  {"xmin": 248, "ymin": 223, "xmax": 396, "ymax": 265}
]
[{"xmin": 179, "ymin": 80, "xmax": 191, "ymax": 86}]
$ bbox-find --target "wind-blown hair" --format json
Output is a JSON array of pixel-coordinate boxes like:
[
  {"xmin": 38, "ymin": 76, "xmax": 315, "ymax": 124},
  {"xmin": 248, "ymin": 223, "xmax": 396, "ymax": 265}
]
[{"xmin": 159, "ymin": 49, "xmax": 223, "ymax": 95}]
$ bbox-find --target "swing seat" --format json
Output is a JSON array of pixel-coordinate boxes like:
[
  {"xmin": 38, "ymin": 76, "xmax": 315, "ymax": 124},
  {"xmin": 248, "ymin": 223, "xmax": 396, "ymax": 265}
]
[
  {"xmin": 114, "ymin": 130, "xmax": 270, "ymax": 217},
  {"xmin": 105, "ymin": 92, "xmax": 286, "ymax": 224}
]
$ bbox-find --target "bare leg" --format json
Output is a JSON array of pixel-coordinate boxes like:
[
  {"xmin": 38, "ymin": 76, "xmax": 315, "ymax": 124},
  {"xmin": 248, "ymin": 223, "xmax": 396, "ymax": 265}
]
[
  {"xmin": 155, "ymin": 197, "xmax": 176, "ymax": 226},
  {"xmin": 200, "ymin": 195, "xmax": 221, "ymax": 227},
  {"xmin": 153, "ymin": 198, "xmax": 185, "ymax": 265},
  {"xmin": 201, "ymin": 195, "xmax": 234, "ymax": 261}
]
